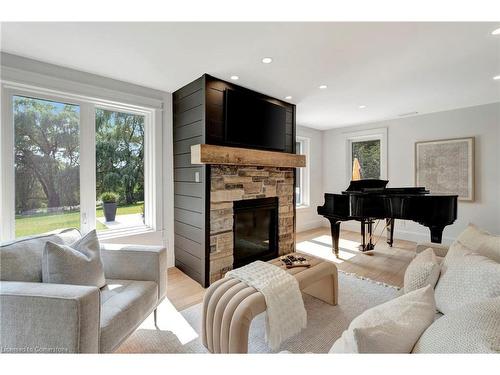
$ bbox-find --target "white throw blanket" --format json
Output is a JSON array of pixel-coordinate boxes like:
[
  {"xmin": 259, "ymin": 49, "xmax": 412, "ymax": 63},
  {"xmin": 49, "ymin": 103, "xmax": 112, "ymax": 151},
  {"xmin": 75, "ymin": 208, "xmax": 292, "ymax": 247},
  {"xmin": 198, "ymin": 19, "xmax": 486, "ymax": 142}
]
[{"xmin": 225, "ymin": 260, "xmax": 307, "ymax": 350}]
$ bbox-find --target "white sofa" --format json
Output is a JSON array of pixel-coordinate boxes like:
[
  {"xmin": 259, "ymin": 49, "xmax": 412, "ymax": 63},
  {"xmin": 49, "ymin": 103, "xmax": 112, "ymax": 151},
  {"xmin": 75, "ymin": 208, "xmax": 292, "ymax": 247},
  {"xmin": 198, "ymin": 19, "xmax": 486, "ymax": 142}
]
[
  {"xmin": 0, "ymin": 228, "xmax": 167, "ymax": 353},
  {"xmin": 411, "ymin": 238, "xmax": 499, "ymax": 353},
  {"xmin": 329, "ymin": 224, "xmax": 500, "ymax": 354}
]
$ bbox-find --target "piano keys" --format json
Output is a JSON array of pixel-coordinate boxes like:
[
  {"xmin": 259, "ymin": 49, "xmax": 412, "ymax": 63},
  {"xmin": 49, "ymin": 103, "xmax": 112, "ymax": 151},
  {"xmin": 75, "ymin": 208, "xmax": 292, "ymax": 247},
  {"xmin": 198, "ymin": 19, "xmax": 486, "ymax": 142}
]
[{"xmin": 317, "ymin": 179, "xmax": 458, "ymax": 255}]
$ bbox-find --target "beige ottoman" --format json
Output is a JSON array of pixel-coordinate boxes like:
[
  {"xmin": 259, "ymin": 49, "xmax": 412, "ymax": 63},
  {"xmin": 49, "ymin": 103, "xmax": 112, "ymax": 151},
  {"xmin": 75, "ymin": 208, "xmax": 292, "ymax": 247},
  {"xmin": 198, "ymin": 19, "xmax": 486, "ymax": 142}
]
[{"xmin": 202, "ymin": 253, "xmax": 338, "ymax": 353}]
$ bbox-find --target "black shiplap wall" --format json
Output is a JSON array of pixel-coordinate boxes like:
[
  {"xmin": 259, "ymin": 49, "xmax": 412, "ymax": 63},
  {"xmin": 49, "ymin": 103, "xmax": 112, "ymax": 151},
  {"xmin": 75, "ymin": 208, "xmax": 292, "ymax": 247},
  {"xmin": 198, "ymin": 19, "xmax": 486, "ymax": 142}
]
[
  {"xmin": 173, "ymin": 76, "xmax": 207, "ymax": 285},
  {"xmin": 173, "ymin": 74, "xmax": 296, "ymax": 287}
]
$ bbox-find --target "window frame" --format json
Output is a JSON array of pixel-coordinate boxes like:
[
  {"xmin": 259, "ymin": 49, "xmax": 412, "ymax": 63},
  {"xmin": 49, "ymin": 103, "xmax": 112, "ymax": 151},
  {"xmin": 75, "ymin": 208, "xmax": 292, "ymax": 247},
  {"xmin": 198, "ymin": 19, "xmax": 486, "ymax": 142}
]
[
  {"xmin": 295, "ymin": 136, "xmax": 310, "ymax": 209},
  {"xmin": 0, "ymin": 83, "xmax": 160, "ymax": 242},
  {"xmin": 345, "ymin": 128, "xmax": 388, "ymax": 185}
]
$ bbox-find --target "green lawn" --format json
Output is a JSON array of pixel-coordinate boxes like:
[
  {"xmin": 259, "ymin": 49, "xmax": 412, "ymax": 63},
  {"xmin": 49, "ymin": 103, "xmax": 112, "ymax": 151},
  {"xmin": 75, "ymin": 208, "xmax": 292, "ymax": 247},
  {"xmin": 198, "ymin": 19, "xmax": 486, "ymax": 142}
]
[{"xmin": 15, "ymin": 202, "xmax": 143, "ymax": 238}]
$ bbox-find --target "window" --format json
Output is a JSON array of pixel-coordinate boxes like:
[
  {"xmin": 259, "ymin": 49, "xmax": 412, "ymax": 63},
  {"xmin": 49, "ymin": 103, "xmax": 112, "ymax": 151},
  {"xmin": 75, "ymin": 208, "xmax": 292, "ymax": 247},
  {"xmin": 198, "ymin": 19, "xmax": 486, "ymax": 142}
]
[
  {"xmin": 13, "ymin": 96, "xmax": 81, "ymax": 238},
  {"xmin": 345, "ymin": 128, "xmax": 387, "ymax": 183},
  {"xmin": 1, "ymin": 84, "xmax": 159, "ymax": 242},
  {"xmin": 95, "ymin": 108, "xmax": 145, "ymax": 231},
  {"xmin": 295, "ymin": 137, "xmax": 310, "ymax": 208},
  {"xmin": 351, "ymin": 139, "xmax": 381, "ymax": 179}
]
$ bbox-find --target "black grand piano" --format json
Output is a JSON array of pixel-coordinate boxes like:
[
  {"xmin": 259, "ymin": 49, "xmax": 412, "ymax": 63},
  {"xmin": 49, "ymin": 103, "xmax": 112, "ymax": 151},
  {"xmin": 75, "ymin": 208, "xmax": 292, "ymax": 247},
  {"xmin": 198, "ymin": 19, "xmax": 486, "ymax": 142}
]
[{"xmin": 317, "ymin": 179, "xmax": 458, "ymax": 255}]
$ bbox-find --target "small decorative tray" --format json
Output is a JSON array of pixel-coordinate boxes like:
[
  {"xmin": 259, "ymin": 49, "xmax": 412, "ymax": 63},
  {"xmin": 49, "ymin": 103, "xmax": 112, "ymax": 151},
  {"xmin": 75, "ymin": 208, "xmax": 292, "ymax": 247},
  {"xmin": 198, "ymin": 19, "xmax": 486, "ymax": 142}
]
[{"xmin": 280, "ymin": 255, "xmax": 311, "ymax": 269}]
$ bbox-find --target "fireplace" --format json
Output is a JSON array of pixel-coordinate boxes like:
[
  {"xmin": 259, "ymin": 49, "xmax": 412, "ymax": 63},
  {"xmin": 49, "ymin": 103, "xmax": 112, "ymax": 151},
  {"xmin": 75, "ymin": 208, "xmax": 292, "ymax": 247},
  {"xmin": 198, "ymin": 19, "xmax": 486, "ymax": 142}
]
[
  {"xmin": 208, "ymin": 165, "xmax": 295, "ymax": 284},
  {"xmin": 233, "ymin": 197, "xmax": 279, "ymax": 268}
]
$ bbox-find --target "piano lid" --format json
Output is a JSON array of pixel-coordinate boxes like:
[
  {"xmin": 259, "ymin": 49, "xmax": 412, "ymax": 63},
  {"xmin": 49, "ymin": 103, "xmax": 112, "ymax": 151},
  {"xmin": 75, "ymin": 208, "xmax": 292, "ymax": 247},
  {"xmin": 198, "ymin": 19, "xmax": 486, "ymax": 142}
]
[
  {"xmin": 343, "ymin": 179, "xmax": 429, "ymax": 195},
  {"xmin": 345, "ymin": 179, "xmax": 388, "ymax": 191}
]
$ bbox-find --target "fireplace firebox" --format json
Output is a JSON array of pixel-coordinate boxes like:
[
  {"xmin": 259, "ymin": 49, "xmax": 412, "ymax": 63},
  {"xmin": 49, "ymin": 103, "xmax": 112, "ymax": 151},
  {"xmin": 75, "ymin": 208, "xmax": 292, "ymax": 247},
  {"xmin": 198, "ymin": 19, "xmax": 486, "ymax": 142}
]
[{"xmin": 233, "ymin": 197, "xmax": 279, "ymax": 268}]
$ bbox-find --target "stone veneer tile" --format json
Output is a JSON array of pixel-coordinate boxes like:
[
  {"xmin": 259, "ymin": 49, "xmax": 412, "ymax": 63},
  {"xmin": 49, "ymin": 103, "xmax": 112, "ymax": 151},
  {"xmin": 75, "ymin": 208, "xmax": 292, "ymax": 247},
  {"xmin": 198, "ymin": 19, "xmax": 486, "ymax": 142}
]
[
  {"xmin": 211, "ymin": 217, "xmax": 233, "ymax": 235},
  {"xmin": 211, "ymin": 177, "xmax": 225, "ymax": 191},
  {"xmin": 211, "ymin": 202, "xmax": 233, "ymax": 210},
  {"xmin": 238, "ymin": 169, "xmax": 270, "ymax": 177},
  {"xmin": 263, "ymin": 185, "xmax": 277, "ymax": 196},
  {"xmin": 214, "ymin": 231, "xmax": 233, "ymax": 252},
  {"xmin": 242, "ymin": 182, "xmax": 262, "ymax": 194},
  {"xmin": 211, "ymin": 189, "xmax": 244, "ymax": 202},
  {"xmin": 223, "ymin": 175, "xmax": 253, "ymax": 183},
  {"xmin": 224, "ymin": 183, "xmax": 244, "ymax": 190}
]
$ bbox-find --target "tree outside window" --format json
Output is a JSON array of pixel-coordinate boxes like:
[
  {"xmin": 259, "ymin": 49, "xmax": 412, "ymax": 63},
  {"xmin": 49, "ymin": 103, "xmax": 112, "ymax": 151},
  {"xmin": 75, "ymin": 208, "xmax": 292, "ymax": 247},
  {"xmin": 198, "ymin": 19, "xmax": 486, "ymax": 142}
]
[
  {"xmin": 95, "ymin": 109, "xmax": 145, "ymax": 230},
  {"xmin": 14, "ymin": 96, "xmax": 81, "ymax": 237},
  {"xmin": 95, "ymin": 109, "xmax": 144, "ymax": 205},
  {"xmin": 351, "ymin": 139, "xmax": 381, "ymax": 180}
]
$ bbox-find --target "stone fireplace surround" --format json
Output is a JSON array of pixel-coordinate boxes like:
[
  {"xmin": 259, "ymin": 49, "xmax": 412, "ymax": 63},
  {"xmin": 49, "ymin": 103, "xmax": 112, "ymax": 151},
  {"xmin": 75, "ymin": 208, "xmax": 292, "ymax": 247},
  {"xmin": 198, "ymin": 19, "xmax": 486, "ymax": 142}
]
[{"xmin": 209, "ymin": 165, "xmax": 295, "ymax": 284}]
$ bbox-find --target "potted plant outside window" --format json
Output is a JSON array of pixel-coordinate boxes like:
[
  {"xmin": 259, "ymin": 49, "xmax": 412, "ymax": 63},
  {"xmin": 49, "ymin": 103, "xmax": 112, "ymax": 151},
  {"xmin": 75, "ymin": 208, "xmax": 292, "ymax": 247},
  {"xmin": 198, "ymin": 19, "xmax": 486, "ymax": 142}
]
[{"xmin": 101, "ymin": 192, "xmax": 119, "ymax": 222}]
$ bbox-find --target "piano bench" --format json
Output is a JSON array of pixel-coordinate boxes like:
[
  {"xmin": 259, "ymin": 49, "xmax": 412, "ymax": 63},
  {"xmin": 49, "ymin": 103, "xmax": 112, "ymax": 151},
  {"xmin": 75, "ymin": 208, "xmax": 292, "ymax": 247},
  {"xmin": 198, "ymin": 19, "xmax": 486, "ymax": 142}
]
[{"xmin": 201, "ymin": 253, "xmax": 338, "ymax": 353}]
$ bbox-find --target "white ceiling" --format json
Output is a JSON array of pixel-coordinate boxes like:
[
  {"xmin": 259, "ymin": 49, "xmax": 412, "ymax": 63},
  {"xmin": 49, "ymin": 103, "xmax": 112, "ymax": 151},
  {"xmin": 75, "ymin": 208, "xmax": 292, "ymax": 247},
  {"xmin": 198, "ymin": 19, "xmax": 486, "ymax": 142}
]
[{"xmin": 1, "ymin": 22, "xmax": 499, "ymax": 129}]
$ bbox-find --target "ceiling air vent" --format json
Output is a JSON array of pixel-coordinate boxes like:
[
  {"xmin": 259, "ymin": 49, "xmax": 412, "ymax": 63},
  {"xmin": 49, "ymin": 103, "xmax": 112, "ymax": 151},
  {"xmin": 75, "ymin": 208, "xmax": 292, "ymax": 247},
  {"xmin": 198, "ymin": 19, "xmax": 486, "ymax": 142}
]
[{"xmin": 398, "ymin": 111, "xmax": 419, "ymax": 117}]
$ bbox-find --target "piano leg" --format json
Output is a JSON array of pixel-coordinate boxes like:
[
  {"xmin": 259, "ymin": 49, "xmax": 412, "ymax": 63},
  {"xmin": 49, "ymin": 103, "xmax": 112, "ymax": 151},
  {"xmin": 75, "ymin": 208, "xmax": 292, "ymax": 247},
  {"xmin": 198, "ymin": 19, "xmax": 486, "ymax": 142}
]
[
  {"xmin": 360, "ymin": 220, "xmax": 366, "ymax": 249},
  {"xmin": 366, "ymin": 220, "xmax": 374, "ymax": 251},
  {"xmin": 386, "ymin": 218, "xmax": 395, "ymax": 247},
  {"xmin": 429, "ymin": 226, "xmax": 445, "ymax": 243},
  {"xmin": 328, "ymin": 219, "xmax": 341, "ymax": 257},
  {"xmin": 360, "ymin": 219, "xmax": 375, "ymax": 251}
]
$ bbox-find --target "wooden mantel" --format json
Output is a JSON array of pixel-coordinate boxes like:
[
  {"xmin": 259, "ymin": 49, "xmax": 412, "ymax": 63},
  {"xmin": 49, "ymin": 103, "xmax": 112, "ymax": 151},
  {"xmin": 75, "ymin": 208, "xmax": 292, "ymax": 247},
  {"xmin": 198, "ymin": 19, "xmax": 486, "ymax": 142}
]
[{"xmin": 190, "ymin": 144, "xmax": 306, "ymax": 168}]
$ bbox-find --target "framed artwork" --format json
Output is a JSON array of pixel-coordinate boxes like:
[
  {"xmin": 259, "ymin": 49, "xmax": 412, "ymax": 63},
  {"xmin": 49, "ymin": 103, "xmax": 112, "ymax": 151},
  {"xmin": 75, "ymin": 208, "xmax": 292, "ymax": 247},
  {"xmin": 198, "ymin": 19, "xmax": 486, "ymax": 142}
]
[{"xmin": 415, "ymin": 137, "xmax": 475, "ymax": 201}]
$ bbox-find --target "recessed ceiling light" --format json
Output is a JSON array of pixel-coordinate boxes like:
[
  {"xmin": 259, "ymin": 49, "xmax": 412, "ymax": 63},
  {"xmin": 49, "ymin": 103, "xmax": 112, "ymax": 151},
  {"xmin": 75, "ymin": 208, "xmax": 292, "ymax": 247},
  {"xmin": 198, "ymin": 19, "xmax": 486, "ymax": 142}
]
[
  {"xmin": 319, "ymin": 85, "xmax": 327, "ymax": 89},
  {"xmin": 262, "ymin": 57, "xmax": 273, "ymax": 64},
  {"xmin": 491, "ymin": 28, "xmax": 500, "ymax": 35},
  {"xmin": 494, "ymin": 75, "xmax": 500, "ymax": 80},
  {"xmin": 358, "ymin": 105, "xmax": 367, "ymax": 109},
  {"xmin": 285, "ymin": 96, "xmax": 292, "ymax": 100},
  {"xmin": 230, "ymin": 75, "xmax": 239, "ymax": 80}
]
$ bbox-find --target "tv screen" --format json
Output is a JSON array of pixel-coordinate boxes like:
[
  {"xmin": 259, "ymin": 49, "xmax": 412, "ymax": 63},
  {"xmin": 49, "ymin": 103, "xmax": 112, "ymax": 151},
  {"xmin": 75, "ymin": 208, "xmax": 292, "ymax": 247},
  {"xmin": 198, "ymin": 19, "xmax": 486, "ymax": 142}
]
[{"xmin": 224, "ymin": 89, "xmax": 286, "ymax": 151}]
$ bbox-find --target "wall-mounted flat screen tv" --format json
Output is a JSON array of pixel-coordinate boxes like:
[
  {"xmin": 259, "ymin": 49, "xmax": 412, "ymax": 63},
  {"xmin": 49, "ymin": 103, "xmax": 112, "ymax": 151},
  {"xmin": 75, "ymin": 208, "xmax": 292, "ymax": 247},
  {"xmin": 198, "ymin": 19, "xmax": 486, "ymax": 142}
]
[{"xmin": 224, "ymin": 89, "xmax": 286, "ymax": 151}]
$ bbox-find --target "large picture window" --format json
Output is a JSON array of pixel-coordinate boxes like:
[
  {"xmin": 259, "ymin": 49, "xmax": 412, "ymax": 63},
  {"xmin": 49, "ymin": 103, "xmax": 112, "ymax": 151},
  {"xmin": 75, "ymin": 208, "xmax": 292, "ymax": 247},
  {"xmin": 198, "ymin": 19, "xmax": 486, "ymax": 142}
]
[{"xmin": 1, "ymin": 84, "xmax": 159, "ymax": 242}]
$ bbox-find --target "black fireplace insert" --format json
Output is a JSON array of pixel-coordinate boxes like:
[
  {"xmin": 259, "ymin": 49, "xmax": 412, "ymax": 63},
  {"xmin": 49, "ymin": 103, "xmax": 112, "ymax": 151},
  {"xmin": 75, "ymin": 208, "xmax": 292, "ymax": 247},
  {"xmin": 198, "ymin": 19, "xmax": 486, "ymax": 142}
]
[{"xmin": 233, "ymin": 197, "xmax": 279, "ymax": 268}]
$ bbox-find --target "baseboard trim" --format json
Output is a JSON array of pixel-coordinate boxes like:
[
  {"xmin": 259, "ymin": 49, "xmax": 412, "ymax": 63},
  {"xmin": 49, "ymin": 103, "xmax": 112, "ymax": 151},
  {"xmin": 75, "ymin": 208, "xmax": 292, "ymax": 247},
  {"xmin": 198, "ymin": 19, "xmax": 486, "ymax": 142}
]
[
  {"xmin": 393, "ymin": 229, "xmax": 454, "ymax": 245},
  {"xmin": 296, "ymin": 219, "xmax": 326, "ymax": 233}
]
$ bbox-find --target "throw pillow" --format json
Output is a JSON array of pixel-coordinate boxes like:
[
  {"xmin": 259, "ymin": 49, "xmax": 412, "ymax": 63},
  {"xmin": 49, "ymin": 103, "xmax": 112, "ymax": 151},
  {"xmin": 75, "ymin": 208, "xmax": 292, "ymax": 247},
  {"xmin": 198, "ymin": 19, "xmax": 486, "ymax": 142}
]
[
  {"xmin": 454, "ymin": 224, "xmax": 500, "ymax": 263},
  {"xmin": 434, "ymin": 249, "xmax": 500, "ymax": 314},
  {"xmin": 0, "ymin": 228, "xmax": 81, "ymax": 282},
  {"xmin": 329, "ymin": 285, "xmax": 436, "ymax": 353},
  {"xmin": 42, "ymin": 230, "xmax": 106, "ymax": 288},
  {"xmin": 404, "ymin": 248, "xmax": 441, "ymax": 293},
  {"xmin": 412, "ymin": 297, "xmax": 500, "ymax": 353}
]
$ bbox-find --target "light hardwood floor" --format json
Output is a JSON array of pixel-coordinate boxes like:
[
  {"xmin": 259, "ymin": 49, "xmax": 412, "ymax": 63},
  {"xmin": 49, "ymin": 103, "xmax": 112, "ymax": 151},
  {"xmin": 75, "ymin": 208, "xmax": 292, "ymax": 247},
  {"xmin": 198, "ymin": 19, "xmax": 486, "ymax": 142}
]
[{"xmin": 167, "ymin": 227, "xmax": 417, "ymax": 310}]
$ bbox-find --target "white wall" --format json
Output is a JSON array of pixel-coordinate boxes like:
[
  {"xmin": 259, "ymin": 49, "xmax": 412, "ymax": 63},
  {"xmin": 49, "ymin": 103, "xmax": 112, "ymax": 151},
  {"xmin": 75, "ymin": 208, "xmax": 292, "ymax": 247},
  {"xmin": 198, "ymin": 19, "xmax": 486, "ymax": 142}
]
[
  {"xmin": 322, "ymin": 102, "xmax": 500, "ymax": 243},
  {"xmin": 296, "ymin": 125, "xmax": 324, "ymax": 232}
]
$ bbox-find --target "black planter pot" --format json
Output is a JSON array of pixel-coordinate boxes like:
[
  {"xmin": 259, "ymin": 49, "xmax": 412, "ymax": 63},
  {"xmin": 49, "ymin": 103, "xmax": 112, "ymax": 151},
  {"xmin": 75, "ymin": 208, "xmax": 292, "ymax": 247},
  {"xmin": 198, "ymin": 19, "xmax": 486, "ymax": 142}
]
[{"xmin": 103, "ymin": 202, "xmax": 117, "ymax": 222}]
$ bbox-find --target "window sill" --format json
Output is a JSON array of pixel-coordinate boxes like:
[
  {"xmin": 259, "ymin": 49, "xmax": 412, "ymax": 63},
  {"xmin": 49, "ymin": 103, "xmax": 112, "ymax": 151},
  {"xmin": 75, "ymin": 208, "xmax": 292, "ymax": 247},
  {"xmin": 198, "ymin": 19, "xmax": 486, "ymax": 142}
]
[
  {"xmin": 97, "ymin": 225, "xmax": 155, "ymax": 241},
  {"xmin": 296, "ymin": 204, "xmax": 311, "ymax": 211}
]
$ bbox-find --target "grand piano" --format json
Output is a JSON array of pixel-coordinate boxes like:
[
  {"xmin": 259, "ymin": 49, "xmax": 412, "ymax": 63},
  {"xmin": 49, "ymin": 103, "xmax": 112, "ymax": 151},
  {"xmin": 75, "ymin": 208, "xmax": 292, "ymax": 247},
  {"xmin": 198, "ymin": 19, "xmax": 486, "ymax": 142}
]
[{"xmin": 317, "ymin": 179, "xmax": 458, "ymax": 255}]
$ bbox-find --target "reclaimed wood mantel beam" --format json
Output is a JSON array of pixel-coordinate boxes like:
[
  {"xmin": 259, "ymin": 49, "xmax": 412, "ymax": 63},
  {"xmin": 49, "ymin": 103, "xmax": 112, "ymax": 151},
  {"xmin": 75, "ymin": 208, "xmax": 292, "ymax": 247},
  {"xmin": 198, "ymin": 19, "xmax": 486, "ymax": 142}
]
[{"xmin": 190, "ymin": 144, "xmax": 306, "ymax": 168}]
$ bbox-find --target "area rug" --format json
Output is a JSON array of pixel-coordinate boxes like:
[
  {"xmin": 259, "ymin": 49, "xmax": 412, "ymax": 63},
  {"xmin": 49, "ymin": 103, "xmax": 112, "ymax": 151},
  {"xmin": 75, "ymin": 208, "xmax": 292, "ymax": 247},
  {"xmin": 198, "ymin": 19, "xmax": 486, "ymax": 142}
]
[{"xmin": 115, "ymin": 272, "xmax": 400, "ymax": 353}]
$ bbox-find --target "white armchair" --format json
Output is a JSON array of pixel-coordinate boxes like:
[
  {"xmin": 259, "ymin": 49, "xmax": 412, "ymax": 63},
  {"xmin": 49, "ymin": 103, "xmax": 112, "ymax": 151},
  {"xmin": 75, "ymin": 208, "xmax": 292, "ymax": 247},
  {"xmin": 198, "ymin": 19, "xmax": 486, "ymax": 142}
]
[
  {"xmin": 0, "ymin": 229, "xmax": 167, "ymax": 353},
  {"xmin": 1, "ymin": 281, "xmax": 100, "ymax": 353}
]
